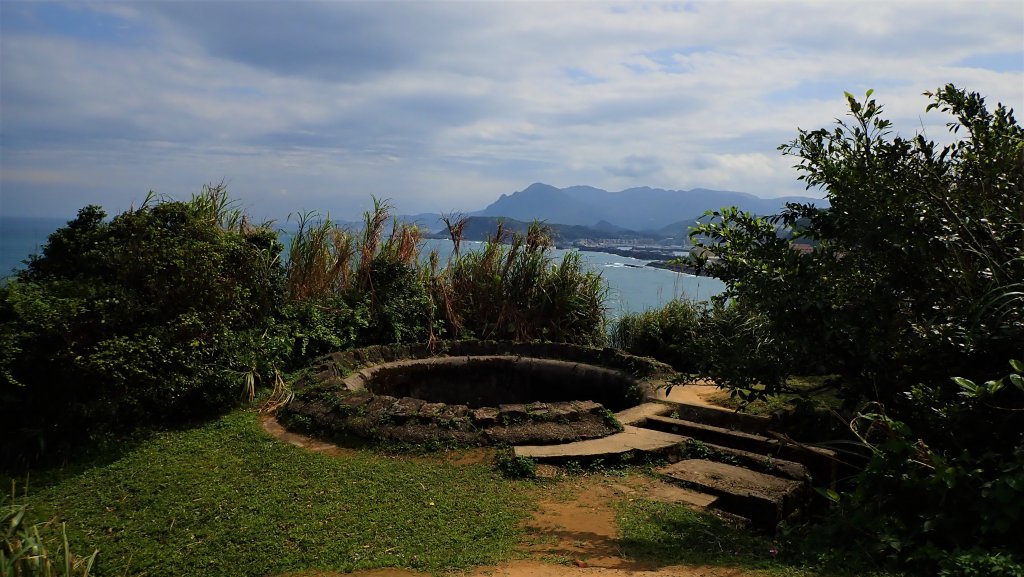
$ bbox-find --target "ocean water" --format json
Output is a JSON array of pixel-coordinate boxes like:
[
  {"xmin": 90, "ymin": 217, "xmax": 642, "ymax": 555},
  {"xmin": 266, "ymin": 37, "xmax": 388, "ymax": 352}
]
[
  {"xmin": 1, "ymin": 217, "xmax": 69, "ymax": 279},
  {"xmin": 0, "ymin": 218, "xmax": 724, "ymax": 315}
]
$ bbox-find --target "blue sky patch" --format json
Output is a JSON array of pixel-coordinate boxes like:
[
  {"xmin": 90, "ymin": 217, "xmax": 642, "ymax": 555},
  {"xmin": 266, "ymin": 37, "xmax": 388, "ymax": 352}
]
[
  {"xmin": 3, "ymin": 3, "xmax": 147, "ymax": 46},
  {"xmin": 957, "ymin": 51, "xmax": 1024, "ymax": 73}
]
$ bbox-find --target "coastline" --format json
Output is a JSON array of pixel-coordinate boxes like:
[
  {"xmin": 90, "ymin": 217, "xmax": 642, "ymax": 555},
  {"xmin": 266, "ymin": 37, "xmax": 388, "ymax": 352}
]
[{"xmin": 576, "ymin": 245, "xmax": 713, "ymax": 278}]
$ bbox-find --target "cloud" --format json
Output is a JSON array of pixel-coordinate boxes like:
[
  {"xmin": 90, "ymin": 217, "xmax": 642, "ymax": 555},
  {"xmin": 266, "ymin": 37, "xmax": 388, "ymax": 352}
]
[
  {"xmin": 604, "ymin": 155, "xmax": 663, "ymax": 179},
  {"xmin": 1, "ymin": 1, "xmax": 1021, "ymax": 220}
]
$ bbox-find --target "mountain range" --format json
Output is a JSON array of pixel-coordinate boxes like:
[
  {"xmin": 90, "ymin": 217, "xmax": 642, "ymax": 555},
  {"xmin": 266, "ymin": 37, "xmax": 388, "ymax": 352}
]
[
  {"xmin": 476, "ymin": 182, "xmax": 824, "ymax": 231},
  {"xmin": 402, "ymin": 182, "xmax": 826, "ymax": 241}
]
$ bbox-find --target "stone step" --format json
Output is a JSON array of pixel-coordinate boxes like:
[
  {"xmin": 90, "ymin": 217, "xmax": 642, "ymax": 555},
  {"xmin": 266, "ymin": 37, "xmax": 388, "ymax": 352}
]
[
  {"xmin": 614, "ymin": 401, "xmax": 674, "ymax": 426},
  {"xmin": 514, "ymin": 425, "xmax": 683, "ymax": 462},
  {"xmin": 649, "ymin": 394, "xmax": 770, "ymax": 434},
  {"xmin": 657, "ymin": 459, "xmax": 807, "ymax": 530},
  {"xmin": 642, "ymin": 415, "xmax": 837, "ymax": 482},
  {"xmin": 666, "ymin": 438, "xmax": 809, "ymax": 481}
]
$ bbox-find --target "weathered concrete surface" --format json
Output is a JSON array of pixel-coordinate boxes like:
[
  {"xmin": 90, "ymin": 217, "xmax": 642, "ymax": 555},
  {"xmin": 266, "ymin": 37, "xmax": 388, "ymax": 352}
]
[
  {"xmin": 640, "ymin": 483, "xmax": 719, "ymax": 509},
  {"xmin": 308, "ymin": 341, "xmax": 676, "ymax": 391},
  {"xmin": 665, "ymin": 439, "xmax": 809, "ymax": 481},
  {"xmin": 614, "ymin": 402, "xmax": 673, "ymax": 426},
  {"xmin": 345, "ymin": 356, "xmax": 647, "ymax": 411},
  {"xmin": 514, "ymin": 425, "xmax": 683, "ymax": 460},
  {"xmin": 657, "ymin": 459, "xmax": 806, "ymax": 529},
  {"xmin": 645, "ymin": 415, "xmax": 837, "ymax": 483},
  {"xmin": 648, "ymin": 394, "xmax": 771, "ymax": 433},
  {"xmin": 646, "ymin": 415, "xmax": 784, "ymax": 453},
  {"xmin": 281, "ymin": 392, "xmax": 619, "ymax": 447}
]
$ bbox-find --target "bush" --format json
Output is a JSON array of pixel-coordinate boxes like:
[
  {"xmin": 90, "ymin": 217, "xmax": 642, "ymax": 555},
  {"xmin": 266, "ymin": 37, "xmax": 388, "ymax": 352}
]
[
  {"xmin": 611, "ymin": 299, "xmax": 706, "ymax": 373},
  {"xmin": 496, "ymin": 452, "xmax": 537, "ymax": 479},
  {"xmin": 0, "ymin": 187, "xmax": 285, "ymax": 465},
  {"xmin": 611, "ymin": 299, "xmax": 792, "ymax": 403},
  {"xmin": 434, "ymin": 220, "xmax": 607, "ymax": 345}
]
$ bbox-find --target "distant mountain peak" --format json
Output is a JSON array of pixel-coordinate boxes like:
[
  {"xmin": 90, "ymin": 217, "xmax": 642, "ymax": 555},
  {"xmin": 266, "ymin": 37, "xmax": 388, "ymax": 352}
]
[{"xmin": 521, "ymin": 182, "xmax": 559, "ymax": 193}]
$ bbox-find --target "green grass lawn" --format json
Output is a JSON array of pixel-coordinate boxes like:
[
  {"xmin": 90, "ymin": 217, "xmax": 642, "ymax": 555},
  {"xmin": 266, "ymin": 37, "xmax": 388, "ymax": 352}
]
[{"xmin": 3, "ymin": 410, "xmax": 531, "ymax": 577}]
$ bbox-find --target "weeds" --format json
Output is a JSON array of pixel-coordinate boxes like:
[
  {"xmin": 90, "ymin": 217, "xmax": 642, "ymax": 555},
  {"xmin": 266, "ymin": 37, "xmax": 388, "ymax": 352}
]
[
  {"xmin": 2, "ymin": 485, "xmax": 98, "ymax": 577},
  {"xmin": 496, "ymin": 452, "xmax": 538, "ymax": 479}
]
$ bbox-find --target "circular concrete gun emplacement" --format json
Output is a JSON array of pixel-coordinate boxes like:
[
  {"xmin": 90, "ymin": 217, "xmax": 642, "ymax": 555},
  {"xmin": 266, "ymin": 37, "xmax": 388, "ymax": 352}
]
[
  {"xmin": 273, "ymin": 340, "xmax": 838, "ymax": 531},
  {"xmin": 277, "ymin": 341, "xmax": 674, "ymax": 447}
]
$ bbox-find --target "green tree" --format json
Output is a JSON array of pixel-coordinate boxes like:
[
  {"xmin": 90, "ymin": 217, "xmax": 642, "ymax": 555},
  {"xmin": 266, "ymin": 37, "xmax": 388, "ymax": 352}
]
[
  {"xmin": 692, "ymin": 85, "xmax": 1023, "ymax": 401},
  {"xmin": 690, "ymin": 85, "xmax": 1024, "ymax": 571}
]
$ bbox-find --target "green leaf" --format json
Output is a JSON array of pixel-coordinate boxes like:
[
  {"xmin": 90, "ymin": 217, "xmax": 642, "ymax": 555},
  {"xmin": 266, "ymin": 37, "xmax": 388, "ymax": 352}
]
[
  {"xmin": 1010, "ymin": 359, "xmax": 1023, "ymax": 373},
  {"xmin": 1009, "ymin": 373, "xmax": 1024, "ymax": 392},
  {"xmin": 814, "ymin": 486, "xmax": 841, "ymax": 503},
  {"xmin": 953, "ymin": 376, "xmax": 978, "ymax": 393}
]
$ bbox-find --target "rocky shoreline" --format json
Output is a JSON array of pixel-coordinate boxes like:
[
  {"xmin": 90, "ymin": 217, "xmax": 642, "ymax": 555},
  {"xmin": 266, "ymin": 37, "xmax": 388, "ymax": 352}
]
[{"xmin": 576, "ymin": 246, "xmax": 712, "ymax": 277}]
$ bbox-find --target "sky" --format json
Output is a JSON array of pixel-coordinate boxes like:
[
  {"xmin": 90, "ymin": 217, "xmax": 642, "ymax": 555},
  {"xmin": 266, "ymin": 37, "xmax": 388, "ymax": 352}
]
[{"xmin": 1, "ymin": 1, "xmax": 1022, "ymax": 222}]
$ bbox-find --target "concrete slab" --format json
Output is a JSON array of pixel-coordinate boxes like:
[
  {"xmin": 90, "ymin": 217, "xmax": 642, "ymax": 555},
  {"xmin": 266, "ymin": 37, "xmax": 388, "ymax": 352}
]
[
  {"xmin": 646, "ymin": 415, "xmax": 837, "ymax": 483},
  {"xmin": 646, "ymin": 484, "xmax": 719, "ymax": 509},
  {"xmin": 648, "ymin": 387, "xmax": 771, "ymax": 433},
  {"xmin": 608, "ymin": 482, "xmax": 718, "ymax": 509},
  {"xmin": 514, "ymin": 425, "xmax": 683, "ymax": 460},
  {"xmin": 646, "ymin": 415, "xmax": 777, "ymax": 453},
  {"xmin": 657, "ymin": 459, "xmax": 805, "ymax": 529},
  {"xmin": 666, "ymin": 439, "xmax": 809, "ymax": 481},
  {"xmin": 649, "ymin": 382, "xmax": 720, "ymax": 406},
  {"xmin": 614, "ymin": 402, "xmax": 673, "ymax": 426}
]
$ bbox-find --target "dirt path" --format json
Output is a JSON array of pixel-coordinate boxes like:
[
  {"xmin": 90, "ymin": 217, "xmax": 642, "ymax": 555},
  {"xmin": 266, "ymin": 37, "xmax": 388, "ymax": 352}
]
[{"xmin": 492, "ymin": 473, "xmax": 746, "ymax": 577}]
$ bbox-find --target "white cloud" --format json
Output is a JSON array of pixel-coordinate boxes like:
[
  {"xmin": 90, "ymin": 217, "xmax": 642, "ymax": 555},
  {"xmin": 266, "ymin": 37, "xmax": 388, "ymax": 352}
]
[{"xmin": 1, "ymin": 0, "xmax": 1021, "ymax": 220}]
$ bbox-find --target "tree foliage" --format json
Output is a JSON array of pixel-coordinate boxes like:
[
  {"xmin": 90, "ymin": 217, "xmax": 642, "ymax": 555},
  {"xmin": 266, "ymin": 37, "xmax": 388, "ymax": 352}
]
[
  {"xmin": 689, "ymin": 85, "xmax": 1023, "ymax": 571},
  {"xmin": 692, "ymin": 85, "xmax": 1023, "ymax": 399},
  {"xmin": 0, "ymin": 188, "xmax": 285, "ymax": 464}
]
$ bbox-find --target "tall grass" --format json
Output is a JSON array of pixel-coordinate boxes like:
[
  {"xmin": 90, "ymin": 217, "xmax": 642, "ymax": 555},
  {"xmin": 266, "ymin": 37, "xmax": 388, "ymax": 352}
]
[
  {"xmin": 284, "ymin": 211, "xmax": 355, "ymax": 302},
  {"xmin": 282, "ymin": 203, "xmax": 608, "ymax": 347},
  {"xmin": 433, "ymin": 220, "xmax": 607, "ymax": 345},
  {"xmin": 3, "ymin": 488, "xmax": 98, "ymax": 577},
  {"xmin": 284, "ymin": 198, "xmax": 421, "ymax": 302}
]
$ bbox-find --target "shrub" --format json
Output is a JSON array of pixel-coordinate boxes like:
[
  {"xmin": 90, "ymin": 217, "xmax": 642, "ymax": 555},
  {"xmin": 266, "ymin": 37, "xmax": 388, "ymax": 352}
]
[
  {"xmin": 688, "ymin": 86, "xmax": 1024, "ymax": 571},
  {"xmin": 495, "ymin": 452, "xmax": 537, "ymax": 479},
  {"xmin": 0, "ymin": 186, "xmax": 285, "ymax": 465},
  {"xmin": 434, "ymin": 220, "xmax": 607, "ymax": 345},
  {"xmin": 611, "ymin": 299, "xmax": 705, "ymax": 372}
]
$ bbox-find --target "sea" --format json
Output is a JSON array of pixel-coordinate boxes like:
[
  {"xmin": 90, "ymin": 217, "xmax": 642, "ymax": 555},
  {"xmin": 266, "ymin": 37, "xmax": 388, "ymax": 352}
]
[{"xmin": 0, "ymin": 216, "xmax": 724, "ymax": 317}]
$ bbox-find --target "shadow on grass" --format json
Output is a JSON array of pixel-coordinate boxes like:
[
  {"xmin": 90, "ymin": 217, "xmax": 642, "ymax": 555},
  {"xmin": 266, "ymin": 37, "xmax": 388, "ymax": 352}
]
[{"xmin": 616, "ymin": 499, "xmax": 899, "ymax": 577}]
